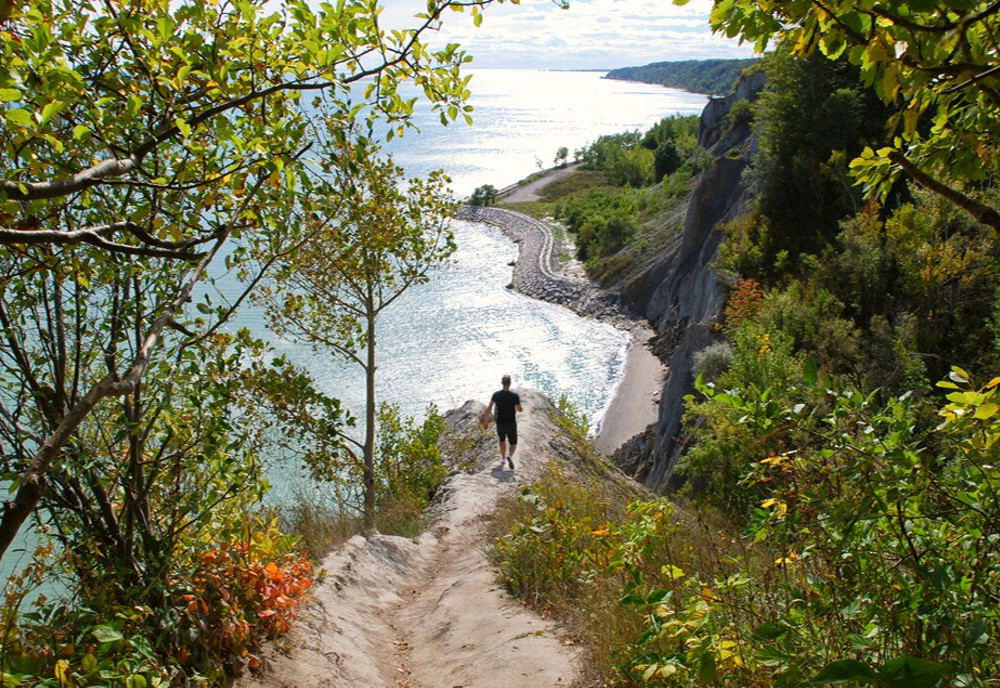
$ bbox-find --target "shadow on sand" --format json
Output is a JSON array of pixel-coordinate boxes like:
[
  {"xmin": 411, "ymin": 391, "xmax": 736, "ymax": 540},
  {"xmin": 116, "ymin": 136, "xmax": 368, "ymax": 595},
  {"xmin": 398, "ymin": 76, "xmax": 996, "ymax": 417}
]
[{"xmin": 489, "ymin": 466, "xmax": 518, "ymax": 483}]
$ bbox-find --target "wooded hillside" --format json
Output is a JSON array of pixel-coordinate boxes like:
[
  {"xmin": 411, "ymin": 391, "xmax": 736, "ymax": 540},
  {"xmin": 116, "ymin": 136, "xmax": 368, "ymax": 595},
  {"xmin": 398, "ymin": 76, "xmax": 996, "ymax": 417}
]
[{"xmin": 605, "ymin": 58, "xmax": 759, "ymax": 95}]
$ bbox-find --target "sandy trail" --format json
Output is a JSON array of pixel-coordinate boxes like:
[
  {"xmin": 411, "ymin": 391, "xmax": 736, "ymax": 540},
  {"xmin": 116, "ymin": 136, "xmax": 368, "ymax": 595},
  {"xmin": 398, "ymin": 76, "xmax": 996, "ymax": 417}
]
[
  {"xmin": 501, "ymin": 164, "xmax": 580, "ymax": 204},
  {"xmin": 237, "ymin": 390, "xmax": 581, "ymax": 688}
]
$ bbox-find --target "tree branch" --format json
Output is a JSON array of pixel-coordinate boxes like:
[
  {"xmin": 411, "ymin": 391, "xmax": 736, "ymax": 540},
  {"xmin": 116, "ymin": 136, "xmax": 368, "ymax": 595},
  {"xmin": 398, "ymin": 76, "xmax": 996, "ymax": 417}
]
[
  {"xmin": 889, "ymin": 150, "xmax": 1000, "ymax": 231},
  {"xmin": 0, "ymin": 221, "xmax": 208, "ymax": 259}
]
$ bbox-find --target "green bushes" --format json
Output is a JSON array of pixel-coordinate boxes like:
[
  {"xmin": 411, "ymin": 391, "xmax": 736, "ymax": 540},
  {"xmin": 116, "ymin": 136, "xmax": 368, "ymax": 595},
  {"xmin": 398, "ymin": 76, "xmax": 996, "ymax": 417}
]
[
  {"xmin": 373, "ymin": 403, "xmax": 449, "ymax": 536},
  {"xmin": 559, "ymin": 189, "xmax": 641, "ymax": 261},
  {"xmin": 575, "ymin": 116, "xmax": 699, "ymax": 189},
  {"xmin": 495, "ymin": 372, "xmax": 1000, "ymax": 686}
]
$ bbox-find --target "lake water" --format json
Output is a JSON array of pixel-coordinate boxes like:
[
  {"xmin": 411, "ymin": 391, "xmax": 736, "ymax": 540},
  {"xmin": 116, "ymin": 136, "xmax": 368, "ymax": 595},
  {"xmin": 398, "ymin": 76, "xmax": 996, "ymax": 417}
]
[
  {"xmin": 225, "ymin": 69, "xmax": 708, "ymax": 499},
  {"xmin": 1, "ymin": 71, "xmax": 707, "ymax": 578}
]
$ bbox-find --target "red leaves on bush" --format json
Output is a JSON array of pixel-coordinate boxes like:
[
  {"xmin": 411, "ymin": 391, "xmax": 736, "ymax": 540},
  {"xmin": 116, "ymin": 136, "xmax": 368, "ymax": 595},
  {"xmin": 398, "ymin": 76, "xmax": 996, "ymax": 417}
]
[
  {"xmin": 725, "ymin": 278, "xmax": 764, "ymax": 327},
  {"xmin": 179, "ymin": 539, "xmax": 313, "ymax": 666}
]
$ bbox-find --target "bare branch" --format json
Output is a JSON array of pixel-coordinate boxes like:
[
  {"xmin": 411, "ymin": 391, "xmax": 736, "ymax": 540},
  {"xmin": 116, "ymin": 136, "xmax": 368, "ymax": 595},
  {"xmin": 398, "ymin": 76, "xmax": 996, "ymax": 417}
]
[{"xmin": 0, "ymin": 221, "xmax": 208, "ymax": 259}]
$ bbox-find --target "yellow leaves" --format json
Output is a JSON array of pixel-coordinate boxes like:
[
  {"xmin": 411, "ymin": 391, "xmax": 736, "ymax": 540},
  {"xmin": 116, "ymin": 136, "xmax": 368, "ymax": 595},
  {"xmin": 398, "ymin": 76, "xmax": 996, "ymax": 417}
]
[
  {"xmin": 761, "ymin": 498, "xmax": 788, "ymax": 519},
  {"xmin": 662, "ymin": 564, "xmax": 686, "ymax": 580},
  {"xmin": 774, "ymin": 552, "xmax": 800, "ymax": 565},
  {"xmin": 54, "ymin": 659, "xmax": 71, "ymax": 686},
  {"xmin": 761, "ymin": 451, "xmax": 792, "ymax": 466},
  {"xmin": 718, "ymin": 639, "xmax": 743, "ymax": 665},
  {"xmin": 867, "ymin": 36, "xmax": 890, "ymax": 63},
  {"xmin": 974, "ymin": 403, "xmax": 999, "ymax": 420}
]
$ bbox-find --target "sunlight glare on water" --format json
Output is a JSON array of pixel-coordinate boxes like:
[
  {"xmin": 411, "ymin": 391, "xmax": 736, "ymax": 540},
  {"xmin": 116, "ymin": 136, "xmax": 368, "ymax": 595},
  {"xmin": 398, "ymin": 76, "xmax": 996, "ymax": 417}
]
[{"xmin": 226, "ymin": 70, "xmax": 707, "ymax": 499}]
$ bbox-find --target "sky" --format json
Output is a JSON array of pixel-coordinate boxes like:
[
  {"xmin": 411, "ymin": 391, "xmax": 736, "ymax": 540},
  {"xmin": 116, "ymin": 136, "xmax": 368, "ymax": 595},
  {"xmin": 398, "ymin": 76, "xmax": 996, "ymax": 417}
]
[{"xmin": 380, "ymin": 0, "xmax": 758, "ymax": 71}]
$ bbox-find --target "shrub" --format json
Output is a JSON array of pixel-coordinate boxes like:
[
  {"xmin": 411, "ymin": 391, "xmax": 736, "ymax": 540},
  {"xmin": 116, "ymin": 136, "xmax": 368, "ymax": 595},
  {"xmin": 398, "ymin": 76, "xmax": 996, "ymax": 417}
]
[
  {"xmin": 374, "ymin": 403, "xmax": 449, "ymax": 536},
  {"xmin": 497, "ymin": 371, "xmax": 1000, "ymax": 686},
  {"xmin": 692, "ymin": 342, "xmax": 733, "ymax": 383},
  {"xmin": 469, "ymin": 184, "xmax": 498, "ymax": 206}
]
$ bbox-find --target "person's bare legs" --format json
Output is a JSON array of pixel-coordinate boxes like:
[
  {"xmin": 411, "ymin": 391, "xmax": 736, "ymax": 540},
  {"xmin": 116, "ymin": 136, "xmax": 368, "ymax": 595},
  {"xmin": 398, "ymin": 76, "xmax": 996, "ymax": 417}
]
[
  {"xmin": 498, "ymin": 440, "xmax": 507, "ymax": 465},
  {"xmin": 507, "ymin": 443, "xmax": 516, "ymax": 469}
]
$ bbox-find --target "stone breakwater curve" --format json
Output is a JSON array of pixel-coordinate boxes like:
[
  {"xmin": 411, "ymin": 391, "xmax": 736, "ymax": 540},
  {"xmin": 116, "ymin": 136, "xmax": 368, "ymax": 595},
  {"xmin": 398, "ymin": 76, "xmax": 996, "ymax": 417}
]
[{"xmin": 455, "ymin": 205, "xmax": 625, "ymax": 323}]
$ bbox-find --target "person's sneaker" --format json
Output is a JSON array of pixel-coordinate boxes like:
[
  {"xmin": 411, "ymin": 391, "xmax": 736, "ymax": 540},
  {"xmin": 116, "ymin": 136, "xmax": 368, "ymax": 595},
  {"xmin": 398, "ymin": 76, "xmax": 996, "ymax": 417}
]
[{"xmin": 507, "ymin": 455, "xmax": 515, "ymax": 470}]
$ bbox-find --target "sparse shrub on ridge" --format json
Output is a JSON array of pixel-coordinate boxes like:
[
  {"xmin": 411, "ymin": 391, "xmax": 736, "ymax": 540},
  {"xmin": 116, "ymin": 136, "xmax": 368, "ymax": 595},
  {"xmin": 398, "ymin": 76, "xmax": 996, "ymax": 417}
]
[{"xmin": 692, "ymin": 342, "xmax": 733, "ymax": 383}]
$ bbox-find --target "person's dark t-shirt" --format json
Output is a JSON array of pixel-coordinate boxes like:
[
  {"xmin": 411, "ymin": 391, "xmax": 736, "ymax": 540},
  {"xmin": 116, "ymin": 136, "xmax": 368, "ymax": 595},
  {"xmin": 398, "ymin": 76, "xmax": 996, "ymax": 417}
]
[{"xmin": 491, "ymin": 389, "xmax": 521, "ymax": 424}]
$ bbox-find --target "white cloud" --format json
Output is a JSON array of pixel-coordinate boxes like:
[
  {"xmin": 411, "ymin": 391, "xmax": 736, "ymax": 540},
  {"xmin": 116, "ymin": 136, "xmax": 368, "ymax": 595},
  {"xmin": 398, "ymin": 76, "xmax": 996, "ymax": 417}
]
[{"xmin": 382, "ymin": 0, "xmax": 757, "ymax": 69}]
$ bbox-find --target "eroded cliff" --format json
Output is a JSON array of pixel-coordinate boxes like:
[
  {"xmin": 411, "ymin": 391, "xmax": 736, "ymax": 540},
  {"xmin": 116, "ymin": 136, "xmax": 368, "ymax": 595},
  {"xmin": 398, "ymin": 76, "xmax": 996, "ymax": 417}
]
[{"xmin": 611, "ymin": 70, "xmax": 767, "ymax": 491}]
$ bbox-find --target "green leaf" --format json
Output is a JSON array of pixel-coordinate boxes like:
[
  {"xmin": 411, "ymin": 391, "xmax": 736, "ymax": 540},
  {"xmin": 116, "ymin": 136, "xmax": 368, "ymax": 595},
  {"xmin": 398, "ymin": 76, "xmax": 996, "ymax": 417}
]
[
  {"xmin": 879, "ymin": 656, "xmax": 947, "ymax": 688},
  {"xmin": 753, "ymin": 622, "xmax": 787, "ymax": 641},
  {"xmin": 812, "ymin": 659, "xmax": 879, "ymax": 684},
  {"xmin": 698, "ymin": 652, "xmax": 717, "ymax": 683},
  {"xmin": 0, "ymin": 88, "xmax": 22, "ymax": 102},
  {"xmin": 91, "ymin": 625, "xmax": 123, "ymax": 643},
  {"xmin": 4, "ymin": 108, "xmax": 33, "ymax": 127},
  {"xmin": 127, "ymin": 93, "xmax": 142, "ymax": 117},
  {"xmin": 39, "ymin": 100, "xmax": 65, "ymax": 127},
  {"xmin": 803, "ymin": 357, "xmax": 818, "ymax": 386},
  {"xmin": 73, "ymin": 124, "xmax": 92, "ymax": 141},
  {"xmin": 646, "ymin": 588, "xmax": 670, "ymax": 603}
]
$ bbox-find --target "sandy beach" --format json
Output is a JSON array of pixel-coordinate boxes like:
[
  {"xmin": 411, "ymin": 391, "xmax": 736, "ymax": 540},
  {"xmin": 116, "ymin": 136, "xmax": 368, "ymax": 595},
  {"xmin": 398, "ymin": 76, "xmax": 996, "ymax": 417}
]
[{"xmin": 594, "ymin": 325, "xmax": 665, "ymax": 454}]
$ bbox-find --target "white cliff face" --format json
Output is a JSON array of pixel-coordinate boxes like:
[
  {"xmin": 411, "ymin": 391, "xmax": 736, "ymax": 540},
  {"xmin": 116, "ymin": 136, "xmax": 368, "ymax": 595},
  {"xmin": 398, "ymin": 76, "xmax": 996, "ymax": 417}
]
[{"xmin": 612, "ymin": 69, "xmax": 768, "ymax": 492}]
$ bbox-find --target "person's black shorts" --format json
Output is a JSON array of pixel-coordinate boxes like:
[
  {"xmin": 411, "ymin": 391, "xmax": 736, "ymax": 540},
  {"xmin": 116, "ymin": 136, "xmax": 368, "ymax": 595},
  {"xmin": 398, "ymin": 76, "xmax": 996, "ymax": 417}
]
[{"xmin": 496, "ymin": 421, "xmax": 518, "ymax": 445}]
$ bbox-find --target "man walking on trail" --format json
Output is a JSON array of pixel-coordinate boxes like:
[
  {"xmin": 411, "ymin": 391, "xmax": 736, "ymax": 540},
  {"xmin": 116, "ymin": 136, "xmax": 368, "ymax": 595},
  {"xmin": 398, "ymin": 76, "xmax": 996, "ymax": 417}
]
[{"xmin": 485, "ymin": 375, "xmax": 522, "ymax": 470}]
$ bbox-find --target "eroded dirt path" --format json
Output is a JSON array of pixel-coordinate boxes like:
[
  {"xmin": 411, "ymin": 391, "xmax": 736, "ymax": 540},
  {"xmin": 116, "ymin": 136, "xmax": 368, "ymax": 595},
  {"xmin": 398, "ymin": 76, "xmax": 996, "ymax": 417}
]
[{"xmin": 237, "ymin": 390, "xmax": 581, "ymax": 688}]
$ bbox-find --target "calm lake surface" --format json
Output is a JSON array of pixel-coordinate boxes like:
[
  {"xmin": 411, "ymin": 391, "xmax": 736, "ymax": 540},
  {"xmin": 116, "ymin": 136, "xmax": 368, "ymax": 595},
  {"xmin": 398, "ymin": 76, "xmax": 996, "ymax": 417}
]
[{"xmin": 222, "ymin": 69, "xmax": 708, "ymax": 498}]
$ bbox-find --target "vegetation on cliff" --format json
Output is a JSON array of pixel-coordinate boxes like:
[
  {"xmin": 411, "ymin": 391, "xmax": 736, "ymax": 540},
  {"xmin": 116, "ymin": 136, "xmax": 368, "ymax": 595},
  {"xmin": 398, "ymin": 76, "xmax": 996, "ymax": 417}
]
[
  {"xmin": 493, "ymin": 3, "xmax": 1000, "ymax": 686},
  {"xmin": 502, "ymin": 114, "xmax": 706, "ymax": 281},
  {"xmin": 605, "ymin": 58, "xmax": 759, "ymax": 95}
]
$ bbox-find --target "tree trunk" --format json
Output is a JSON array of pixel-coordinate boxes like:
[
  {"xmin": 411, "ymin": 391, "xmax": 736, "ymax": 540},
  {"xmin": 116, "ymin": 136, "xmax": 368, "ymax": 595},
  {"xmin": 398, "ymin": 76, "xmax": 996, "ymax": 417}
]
[{"xmin": 362, "ymin": 305, "xmax": 377, "ymax": 535}]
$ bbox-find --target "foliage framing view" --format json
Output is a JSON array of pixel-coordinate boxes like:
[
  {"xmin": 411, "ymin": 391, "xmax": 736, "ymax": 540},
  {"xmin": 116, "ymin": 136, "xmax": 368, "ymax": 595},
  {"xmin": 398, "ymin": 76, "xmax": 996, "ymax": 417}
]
[
  {"xmin": 0, "ymin": 0, "xmax": 500, "ymax": 682},
  {"xmin": 709, "ymin": 0, "xmax": 1000, "ymax": 230}
]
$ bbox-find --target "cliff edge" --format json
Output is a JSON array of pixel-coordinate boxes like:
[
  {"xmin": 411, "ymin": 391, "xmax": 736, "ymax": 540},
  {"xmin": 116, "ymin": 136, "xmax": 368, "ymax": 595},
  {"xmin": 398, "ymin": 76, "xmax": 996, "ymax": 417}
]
[{"xmin": 610, "ymin": 69, "xmax": 767, "ymax": 491}]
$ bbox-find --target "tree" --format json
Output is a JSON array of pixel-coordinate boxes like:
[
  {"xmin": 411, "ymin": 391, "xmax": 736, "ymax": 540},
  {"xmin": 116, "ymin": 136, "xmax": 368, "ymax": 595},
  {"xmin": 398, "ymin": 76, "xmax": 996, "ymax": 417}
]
[
  {"xmin": 0, "ymin": 0, "xmax": 500, "ymax": 565},
  {"xmin": 653, "ymin": 140, "xmax": 681, "ymax": 181},
  {"xmin": 261, "ymin": 137, "xmax": 456, "ymax": 533},
  {"xmin": 708, "ymin": 0, "xmax": 1000, "ymax": 231},
  {"xmin": 554, "ymin": 146, "xmax": 569, "ymax": 167},
  {"xmin": 470, "ymin": 183, "xmax": 499, "ymax": 206}
]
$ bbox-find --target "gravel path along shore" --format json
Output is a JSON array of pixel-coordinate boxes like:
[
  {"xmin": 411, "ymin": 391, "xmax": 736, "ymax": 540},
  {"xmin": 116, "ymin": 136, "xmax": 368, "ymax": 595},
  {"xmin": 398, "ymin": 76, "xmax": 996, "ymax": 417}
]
[
  {"xmin": 454, "ymin": 205, "xmax": 622, "ymax": 321},
  {"xmin": 454, "ymin": 204, "xmax": 667, "ymax": 454}
]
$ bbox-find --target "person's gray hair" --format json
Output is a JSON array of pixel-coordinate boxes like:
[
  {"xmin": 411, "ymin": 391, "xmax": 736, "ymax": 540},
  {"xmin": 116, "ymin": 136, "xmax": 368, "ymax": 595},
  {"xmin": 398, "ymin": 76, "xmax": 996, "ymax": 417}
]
[{"xmin": 501, "ymin": 374, "xmax": 511, "ymax": 388}]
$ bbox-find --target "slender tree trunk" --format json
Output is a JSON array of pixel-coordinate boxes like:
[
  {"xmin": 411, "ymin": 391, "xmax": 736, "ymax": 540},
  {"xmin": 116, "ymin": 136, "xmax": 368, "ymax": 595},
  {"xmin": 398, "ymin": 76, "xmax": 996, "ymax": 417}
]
[{"xmin": 362, "ymin": 301, "xmax": 377, "ymax": 534}]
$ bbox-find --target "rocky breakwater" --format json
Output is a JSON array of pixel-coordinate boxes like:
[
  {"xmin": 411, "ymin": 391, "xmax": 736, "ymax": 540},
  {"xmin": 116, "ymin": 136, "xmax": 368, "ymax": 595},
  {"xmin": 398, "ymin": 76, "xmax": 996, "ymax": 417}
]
[
  {"xmin": 455, "ymin": 205, "xmax": 623, "ymax": 322},
  {"xmin": 611, "ymin": 68, "xmax": 767, "ymax": 492}
]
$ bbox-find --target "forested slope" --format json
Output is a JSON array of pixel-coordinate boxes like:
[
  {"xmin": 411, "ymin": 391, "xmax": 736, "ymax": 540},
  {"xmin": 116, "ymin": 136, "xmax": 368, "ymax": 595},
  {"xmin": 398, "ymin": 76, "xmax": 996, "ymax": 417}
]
[
  {"xmin": 605, "ymin": 58, "xmax": 759, "ymax": 95},
  {"xmin": 492, "ymin": 5, "xmax": 1000, "ymax": 682}
]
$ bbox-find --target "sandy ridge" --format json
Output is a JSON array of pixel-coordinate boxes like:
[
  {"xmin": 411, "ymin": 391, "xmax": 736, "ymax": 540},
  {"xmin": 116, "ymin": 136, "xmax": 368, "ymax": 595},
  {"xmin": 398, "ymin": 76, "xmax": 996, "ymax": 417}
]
[{"xmin": 237, "ymin": 391, "xmax": 582, "ymax": 688}]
